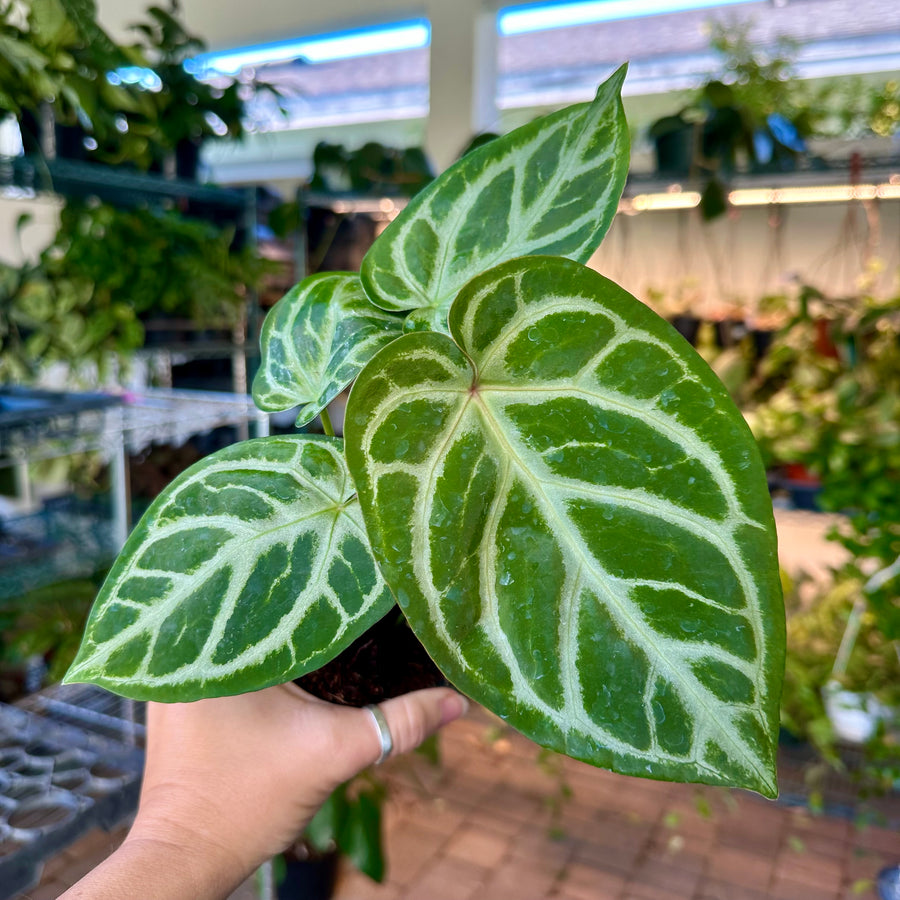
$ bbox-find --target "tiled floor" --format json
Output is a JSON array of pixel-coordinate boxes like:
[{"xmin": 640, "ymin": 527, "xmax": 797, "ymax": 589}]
[
  {"xmin": 13, "ymin": 510, "xmax": 898, "ymax": 899},
  {"xmin": 329, "ymin": 708, "xmax": 899, "ymax": 900}
]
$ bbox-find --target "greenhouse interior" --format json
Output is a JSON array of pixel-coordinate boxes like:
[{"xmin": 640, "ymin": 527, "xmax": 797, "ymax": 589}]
[{"xmin": 1, "ymin": 0, "xmax": 899, "ymax": 898}]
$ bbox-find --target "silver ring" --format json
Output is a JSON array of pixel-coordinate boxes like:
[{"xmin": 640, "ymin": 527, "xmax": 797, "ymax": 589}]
[{"xmin": 364, "ymin": 704, "xmax": 393, "ymax": 765}]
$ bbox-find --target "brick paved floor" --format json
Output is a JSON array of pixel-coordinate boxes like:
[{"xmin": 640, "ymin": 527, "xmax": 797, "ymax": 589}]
[{"xmin": 329, "ymin": 708, "xmax": 899, "ymax": 900}]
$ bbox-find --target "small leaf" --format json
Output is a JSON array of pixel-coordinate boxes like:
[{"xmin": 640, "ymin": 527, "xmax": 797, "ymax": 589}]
[
  {"xmin": 65, "ymin": 435, "xmax": 394, "ymax": 700},
  {"xmin": 252, "ymin": 273, "xmax": 403, "ymax": 426},
  {"xmin": 787, "ymin": 835, "xmax": 806, "ymax": 853},
  {"xmin": 339, "ymin": 790, "xmax": 385, "ymax": 882},
  {"xmin": 360, "ymin": 65, "xmax": 630, "ymax": 331},
  {"xmin": 346, "ymin": 256, "xmax": 784, "ymax": 796}
]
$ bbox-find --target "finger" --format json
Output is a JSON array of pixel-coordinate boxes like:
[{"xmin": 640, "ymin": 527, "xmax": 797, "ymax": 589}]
[
  {"xmin": 376, "ymin": 688, "xmax": 469, "ymax": 758},
  {"xmin": 334, "ymin": 688, "xmax": 468, "ymax": 777}
]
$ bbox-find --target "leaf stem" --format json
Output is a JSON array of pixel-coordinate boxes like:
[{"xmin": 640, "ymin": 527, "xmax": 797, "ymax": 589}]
[{"xmin": 320, "ymin": 406, "xmax": 335, "ymax": 437}]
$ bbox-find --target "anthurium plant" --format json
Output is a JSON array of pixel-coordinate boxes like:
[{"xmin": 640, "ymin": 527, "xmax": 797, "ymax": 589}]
[{"xmin": 66, "ymin": 66, "xmax": 785, "ymax": 798}]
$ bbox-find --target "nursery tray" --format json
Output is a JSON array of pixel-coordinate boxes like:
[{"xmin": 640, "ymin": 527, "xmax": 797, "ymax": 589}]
[{"xmin": 0, "ymin": 685, "xmax": 144, "ymax": 899}]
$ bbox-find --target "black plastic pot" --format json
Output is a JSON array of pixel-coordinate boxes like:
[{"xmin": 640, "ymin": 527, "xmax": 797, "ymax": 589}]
[
  {"xmin": 651, "ymin": 118, "xmax": 696, "ymax": 177},
  {"xmin": 670, "ymin": 314, "xmax": 701, "ymax": 346},
  {"xmin": 175, "ymin": 139, "xmax": 202, "ymax": 181},
  {"xmin": 16, "ymin": 109, "xmax": 88, "ymax": 160},
  {"xmin": 18, "ymin": 109, "xmax": 44, "ymax": 156},
  {"xmin": 277, "ymin": 851, "xmax": 338, "ymax": 900}
]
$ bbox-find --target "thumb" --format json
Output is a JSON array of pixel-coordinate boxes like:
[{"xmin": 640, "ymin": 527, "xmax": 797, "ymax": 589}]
[
  {"xmin": 378, "ymin": 688, "xmax": 469, "ymax": 758},
  {"xmin": 338, "ymin": 688, "xmax": 468, "ymax": 777}
]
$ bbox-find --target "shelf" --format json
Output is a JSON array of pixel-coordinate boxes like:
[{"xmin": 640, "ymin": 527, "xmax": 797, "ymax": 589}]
[
  {"xmin": 0, "ymin": 387, "xmax": 267, "ymax": 464},
  {"xmin": 0, "ymin": 156, "xmax": 250, "ymax": 211},
  {"xmin": 0, "ymin": 498, "xmax": 117, "ymax": 602},
  {"xmin": 625, "ymin": 155, "xmax": 900, "ymax": 195}
]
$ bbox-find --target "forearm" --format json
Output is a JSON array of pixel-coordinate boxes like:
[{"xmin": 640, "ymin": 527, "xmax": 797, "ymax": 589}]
[{"xmin": 58, "ymin": 833, "xmax": 251, "ymax": 900}]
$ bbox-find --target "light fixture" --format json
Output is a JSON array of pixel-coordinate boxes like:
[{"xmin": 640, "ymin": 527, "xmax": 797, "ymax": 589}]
[
  {"xmin": 728, "ymin": 183, "xmax": 900, "ymax": 205},
  {"xmin": 188, "ymin": 20, "xmax": 430, "ymax": 76},
  {"xmin": 499, "ymin": 0, "xmax": 754, "ymax": 35},
  {"xmin": 618, "ymin": 181, "xmax": 900, "ymax": 213},
  {"xmin": 623, "ymin": 191, "xmax": 701, "ymax": 212}
]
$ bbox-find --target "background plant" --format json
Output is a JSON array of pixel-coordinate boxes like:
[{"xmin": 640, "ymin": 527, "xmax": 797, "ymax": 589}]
[
  {"xmin": 0, "ymin": 0, "xmax": 156, "ymax": 159},
  {"xmin": 747, "ymin": 281, "xmax": 900, "ymax": 574},
  {"xmin": 0, "ymin": 199, "xmax": 272, "ymax": 380}
]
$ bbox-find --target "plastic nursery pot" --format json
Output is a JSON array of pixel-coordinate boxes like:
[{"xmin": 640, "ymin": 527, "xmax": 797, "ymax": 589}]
[
  {"xmin": 296, "ymin": 611, "xmax": 446, "ymax": 707},
  {"xmin": 277, "ymin": 848, "xmax": 339, "ymax": 900}
]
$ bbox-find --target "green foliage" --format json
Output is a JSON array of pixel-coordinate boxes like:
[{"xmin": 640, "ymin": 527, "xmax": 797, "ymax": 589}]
[
  {"xmin": 309, "ymin": 141, "xmax": 434, "ymax": 197},
  {"xmin": 306, "ymin": 778, "xmax": 386, "ymax": 882},
  {"xmin": 779, "ymin": 564, "xmax": 900, "ymax": 789},
  {"xmin": 67, "ymin": 70, "xmax": 785, "ymax": 796},
  {"xmin": 0, "ymin": 0, "xmax": 154, "ymax": 153},
  {"xmin": 0, "ymin": 0, "xmax": 274, "ymax": 170},
  {"xmin": 705, "ymin": 21, "xmax": 831, "ymax": 139},
  {"xmin": 0, "ymin": 199, "xmax": 271, "ymax": 380},
  {"xmin": 127, "ymin": 3, "xmax": 251, "ymax": 155},
  {"xmin": 648, "ymin": 20, "xmax": 848, "ymax": 219},
  {"xmin": 0, "ymin": 568, "xmax": 106, "ymax": 683},
  {"xmin": 747, "ymin": 284, "xmax": 900, "ymax": 577}
]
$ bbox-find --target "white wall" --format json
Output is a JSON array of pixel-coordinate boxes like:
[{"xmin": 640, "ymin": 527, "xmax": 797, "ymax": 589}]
[{"xmin": 591, "ymin": 199, "xmax": 900, "ymax": 315}]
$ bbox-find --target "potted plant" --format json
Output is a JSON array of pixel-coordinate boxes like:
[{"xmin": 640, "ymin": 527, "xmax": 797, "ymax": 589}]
[
  {"xmin": 0, "ymin": 0, "xmax": 155, "ymax": 161},
  {"xmin": 126, "ymin": 1, "xmax": 281, "ymax": 178},
  {"xmin": 648, "ymin": 21, "xmax": 833, "ymax": 218},
  {"xmin": 65, "ymin": 65, "xmax": 785, "ymax": 817}
]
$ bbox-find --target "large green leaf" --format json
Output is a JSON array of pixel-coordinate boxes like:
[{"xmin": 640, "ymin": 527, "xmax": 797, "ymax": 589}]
[
  {"xmin": 252, "ymin": 273, "xmax": 403, "ymax": 426},
  {"xmin": 360, "ymin": 65, "xmax": 630, "ymax": 332},
  {"xmin": 345, "ymin": 256, "xmax": 784, "ymax": 796},
  {"xmin": 64, "ymin": 435, "xmax": 394, "ymax": 700}
]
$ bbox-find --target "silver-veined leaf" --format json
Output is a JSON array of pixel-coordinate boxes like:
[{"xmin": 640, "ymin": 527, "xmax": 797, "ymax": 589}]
[
  {"xmin": 252, "ymin": 273, "xmax": 403, "ymax": 426},
  {"xmin": 345, "ymin": 256, "xmax": 784, "ymax": 796},
  {"xmin": 65, "ymin": 435, "xmax": 394, "ymax": 700},
  {"xmin": 359, "ymin": 65, "xmax": 629, "ymax": 332}
]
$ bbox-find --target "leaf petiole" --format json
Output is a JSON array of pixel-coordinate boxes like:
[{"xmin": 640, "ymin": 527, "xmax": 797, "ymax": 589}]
[{"xmin": 320, "ymin": 406, "xmax": 335, "ymax": 437}]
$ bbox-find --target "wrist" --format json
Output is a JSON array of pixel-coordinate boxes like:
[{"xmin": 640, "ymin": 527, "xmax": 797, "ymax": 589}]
[{"xmin": 122, "ymin": 816, "xmax": 255, "ymax": 899}]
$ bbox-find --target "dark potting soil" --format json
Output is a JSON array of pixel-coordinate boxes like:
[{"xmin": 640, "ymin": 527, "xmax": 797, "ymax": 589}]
[{"xmin": 296, "ymin": 611, "xmax": 446, "ymax": 707}]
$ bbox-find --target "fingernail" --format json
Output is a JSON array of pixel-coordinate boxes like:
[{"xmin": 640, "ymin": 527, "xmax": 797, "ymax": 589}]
[{"xmin": 440, "ymin": 693, "xmax": 469, "ymax": 725}]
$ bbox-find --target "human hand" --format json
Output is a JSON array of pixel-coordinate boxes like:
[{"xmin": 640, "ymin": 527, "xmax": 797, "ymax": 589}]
[{"xmin": 61, "ymin": 683, "xmax": 467, "ymax": 899}]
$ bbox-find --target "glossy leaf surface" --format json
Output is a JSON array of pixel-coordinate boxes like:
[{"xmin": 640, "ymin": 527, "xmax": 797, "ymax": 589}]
[
  {"xmin": 65, "ymin": 436, "xmax": 394, "ymax": 700},
  {"xmin": 360, "ymin": 65, "xmax": 630, "ymax": 331},
  {"xmin": 346, "ymin": 256, "xmax": 784, "ymax": 796},
  {"xmin": 252, "ymin": 273, "xmax": 403, "ymax": 426}
]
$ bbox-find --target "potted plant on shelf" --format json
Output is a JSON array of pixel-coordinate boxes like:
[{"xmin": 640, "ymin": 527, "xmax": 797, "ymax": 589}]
[
  {"xmin": 127, "ymin": 1, "xmax": 281, "ymax": 178},
  {"xmin": 0, "ymin": 198, "xmax": 273, "ymax": 382},
  {"xmin": 65, "ymin": 64, "xmax": 786, "ymax": 851},
  {"xmin": 648, "ymin": 21, "xmax": 833, "ymax": 218},
  {"xmin": 0, "ymin": 0, "xmax": 155, "ymax": 162}
]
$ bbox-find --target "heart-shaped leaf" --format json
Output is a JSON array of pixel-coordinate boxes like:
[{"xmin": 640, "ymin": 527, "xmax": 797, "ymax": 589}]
[
  {"xmin": 65, "ymin": 435, "xmax": 394, "ymax": 700},
  {"xmin": 360, "ymin": 65, "xmax": 630, "ymax": 331},
  {"xmin": 253, "ymin": 273, "xmax": 403, "ymax": 426},
  {"xmin": 346, "ymin": 256, "xmax": 784, "ymax": 796}
]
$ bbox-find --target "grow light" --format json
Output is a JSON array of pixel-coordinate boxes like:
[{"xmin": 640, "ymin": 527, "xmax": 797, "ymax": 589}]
[
  {"xmin": 499, "ymin": 0, "xmax": 754, "ymax": 35},
  {"xmin": 729, "ymin": 183, "xmax": 900, "ymax": 205},
  {"xmin": 625, "ymin": 190, "xmax": 701, "ymax": 211},
  {"xmin": 187, "ymin": 19, "xmax": 431, "ymax": 76}
]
